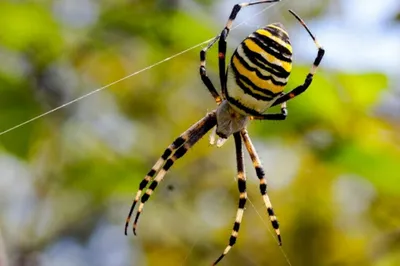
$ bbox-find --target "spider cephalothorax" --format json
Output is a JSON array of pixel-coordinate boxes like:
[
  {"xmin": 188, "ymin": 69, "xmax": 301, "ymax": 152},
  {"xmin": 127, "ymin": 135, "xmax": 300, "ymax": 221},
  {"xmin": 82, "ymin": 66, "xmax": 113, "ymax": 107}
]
[
  {"xmin": 215, "ymin": 100, "xmax": 250, "ymax": 139},
  {"xmin": 125, "ymin": 1, "xmax": 324, "ymax": 265}
]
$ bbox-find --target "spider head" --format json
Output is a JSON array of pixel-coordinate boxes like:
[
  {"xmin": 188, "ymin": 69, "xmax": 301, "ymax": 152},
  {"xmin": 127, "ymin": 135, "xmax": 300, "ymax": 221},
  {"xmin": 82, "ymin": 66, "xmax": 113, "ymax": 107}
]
[{"xmin": 215, "ymin": 100, "xmax": 249, "ymax": 140}]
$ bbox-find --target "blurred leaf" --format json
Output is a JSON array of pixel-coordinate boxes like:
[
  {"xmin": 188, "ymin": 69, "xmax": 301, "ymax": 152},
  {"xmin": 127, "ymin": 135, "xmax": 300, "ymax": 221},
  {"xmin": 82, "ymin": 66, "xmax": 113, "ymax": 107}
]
[
  {"xmin": 332, "ymin": 142, "xmax": 400, "ymax": 194},
  {"xmin": 169, "ymin": 11, "xmax": 216, "ymax": 48},
  {"xmin": 0, "ymin": 2, "xmax": 63, "ymax": 63},
  {"xmin": 0, "ymin": 74, "xmax": 41, "ymax": 157},
  {"xmin": 337, "ymin": 72, "xmax": 388, "ymax": 110}
]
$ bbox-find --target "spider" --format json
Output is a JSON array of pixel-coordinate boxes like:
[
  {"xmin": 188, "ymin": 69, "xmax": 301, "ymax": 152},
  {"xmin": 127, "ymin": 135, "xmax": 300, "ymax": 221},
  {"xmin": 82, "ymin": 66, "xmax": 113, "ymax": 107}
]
[{"xmin": 125, "ymin": 0, "xmax": 324, "ymax": 264}]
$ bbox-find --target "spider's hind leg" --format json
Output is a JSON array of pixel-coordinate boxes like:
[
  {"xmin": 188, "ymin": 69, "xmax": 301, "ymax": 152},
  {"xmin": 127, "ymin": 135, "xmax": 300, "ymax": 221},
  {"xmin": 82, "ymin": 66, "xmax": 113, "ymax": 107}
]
[
  {"xmin": 271, "ymin": 10, "xmax": 325, "ymax": 107},
  {"xmin": 201, "ymin": 0, "xmax": 281, "ymax": 101},
  {"xmin": 200, "ymin": 48, "xmax": 222, "ymax": 105}
]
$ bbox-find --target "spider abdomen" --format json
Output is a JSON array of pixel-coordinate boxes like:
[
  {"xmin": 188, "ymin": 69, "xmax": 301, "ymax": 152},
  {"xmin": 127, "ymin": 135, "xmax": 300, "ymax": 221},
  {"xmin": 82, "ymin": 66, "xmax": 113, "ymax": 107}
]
[{"xmin": 226, "ymin": 23, "xmax": 293, "ymax": 116}]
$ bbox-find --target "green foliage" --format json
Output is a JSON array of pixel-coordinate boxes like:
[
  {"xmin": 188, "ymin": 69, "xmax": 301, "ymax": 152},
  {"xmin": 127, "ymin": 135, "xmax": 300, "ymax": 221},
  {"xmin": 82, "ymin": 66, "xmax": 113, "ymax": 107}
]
[
  {"xmin": 0, "ymin": 1, "xmax": 399, "ymax": 266},
  {"xmin": 0, "ymin": 2, "xmax": 63, "ymax": 64}
]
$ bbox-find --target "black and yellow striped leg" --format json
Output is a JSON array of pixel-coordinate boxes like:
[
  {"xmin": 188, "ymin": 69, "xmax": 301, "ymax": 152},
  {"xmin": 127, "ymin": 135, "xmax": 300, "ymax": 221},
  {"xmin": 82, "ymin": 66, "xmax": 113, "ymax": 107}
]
[
  {"xmin": 200, "ymin": 49, "xmax": 222, "ymax": 104},
  {"xmin": 218, "ymin": 0, "xmax": 281, "ymax": 96},
  {"xmin": 132, "ymin": 111, "xmax": 217, "ymax": 235},
  {"xmin": 272, "ymin": 10, "xmax": 325, "ymax": 107},
  {"xmin": 124, "ymin": 134, "xmax": 186, "ymax": 235},
  {"xmin": 213, "ymin": 132, "xmax": 246, "ymax": 265},
  {"xmin": 241, "ymin": 129, "xmax": 282, "ymax": 245},
  {"xmin": 201, "ymin": 0, "xmax": 280, "ymax": 97},
  {"xmin": 252, "ymin": 102, "xmax": 288, "ymax": 120}
]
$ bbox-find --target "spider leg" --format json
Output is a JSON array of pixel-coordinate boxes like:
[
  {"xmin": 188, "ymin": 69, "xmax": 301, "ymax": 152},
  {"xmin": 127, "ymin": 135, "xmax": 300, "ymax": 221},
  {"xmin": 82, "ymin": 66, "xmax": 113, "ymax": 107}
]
[
  {"xmin": 200, "ymin": 48, "xmax": 222, "ymax": 104},
  {"xmin": 272, "ymin": 10, "xmax": 325, "ymax": 107},
  {"xmin": 201, "ymin": 0, "xmax": 280, "ymax": 99},
  {"xmin": 241, "ymin": 129, "xmax": 282, "ymax": 245},
  {"xmin": 124, "ymin": 136, "xmax": 185, "ymax": 235},
  {"xmin": 131, "ymin": 111, "xmax": 217, "ymax": 235},
  {"xmin": 213, "ymin": 132, "xmax": 247, "ymax": 265},
  {"xmin": 251, "ymin": 102, "xmax": 288, "ymax": 120},
  {"xmin": 219, "ymin": 0, "xmax": 280, "ymax": 96}
]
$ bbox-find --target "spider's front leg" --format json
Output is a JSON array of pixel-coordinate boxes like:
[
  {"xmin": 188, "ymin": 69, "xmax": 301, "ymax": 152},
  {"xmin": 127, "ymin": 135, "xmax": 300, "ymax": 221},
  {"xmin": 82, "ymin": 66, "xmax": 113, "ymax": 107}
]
[
  {"xmin": 213, "ymin": 132, "xmax": 247, "ymax": 265},
  {"xmin": 241, "ymin": 129, "xmax": 282, "ymax": 245},
  {"xmin": 125, "ymin": 111, "xmax": 217, "ymax": 235},
  {"xmin": 124, "ymin": 136, "xmax": 185, "ymax": 235}
]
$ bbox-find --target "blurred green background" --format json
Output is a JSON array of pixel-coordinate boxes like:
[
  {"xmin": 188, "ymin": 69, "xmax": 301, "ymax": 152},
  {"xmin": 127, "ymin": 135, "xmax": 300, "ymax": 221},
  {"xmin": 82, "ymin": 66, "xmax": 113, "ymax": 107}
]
[{"xmin": 1, "ymin": 0, "xmax": 400, "ymax": 265}]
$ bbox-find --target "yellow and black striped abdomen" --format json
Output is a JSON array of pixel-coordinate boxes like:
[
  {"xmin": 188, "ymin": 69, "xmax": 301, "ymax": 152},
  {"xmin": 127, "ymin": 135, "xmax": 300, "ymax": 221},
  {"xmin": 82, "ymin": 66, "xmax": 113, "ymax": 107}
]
[{"xmin": 226, "ymin": 23, "xmax": 293, "ymax": 116}]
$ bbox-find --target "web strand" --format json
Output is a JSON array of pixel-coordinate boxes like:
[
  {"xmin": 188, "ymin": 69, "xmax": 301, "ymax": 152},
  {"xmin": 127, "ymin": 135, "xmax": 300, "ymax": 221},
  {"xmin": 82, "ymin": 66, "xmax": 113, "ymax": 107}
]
[
  {"xmin": 0, "ymin": 41, "xmax": 211, "ymax": 136},
  {"xmin": 247, "ymin": 196, "xmax": 293, "ymax": 266},
  {"xmin": 0, "ymin": 2, "xmax": 279, "ymax": 137}
]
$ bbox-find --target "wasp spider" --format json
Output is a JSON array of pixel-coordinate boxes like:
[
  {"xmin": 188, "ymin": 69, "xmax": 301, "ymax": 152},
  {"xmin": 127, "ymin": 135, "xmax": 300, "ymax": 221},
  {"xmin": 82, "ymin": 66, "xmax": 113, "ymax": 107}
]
[{"xmin": 125, "ymin": 0, "xmax": 324, "ymax": 264}]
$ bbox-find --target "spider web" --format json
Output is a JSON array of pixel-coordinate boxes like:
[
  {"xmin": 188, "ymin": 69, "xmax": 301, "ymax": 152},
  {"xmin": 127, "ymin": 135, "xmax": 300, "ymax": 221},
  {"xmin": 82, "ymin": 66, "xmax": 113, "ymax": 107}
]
[
  {"xmin": 1, "ymin": 1, "xmax": 280, "ymax": 137},
  {"xmin": 0, "ymin": 1, "xmax": 293, "ymax": 265}
]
